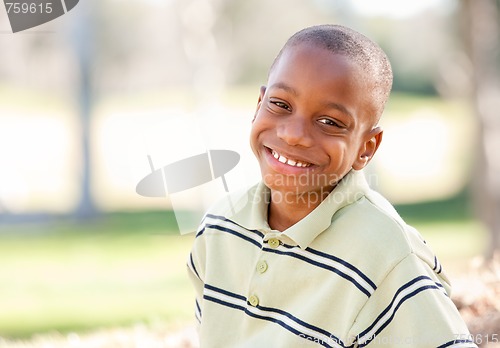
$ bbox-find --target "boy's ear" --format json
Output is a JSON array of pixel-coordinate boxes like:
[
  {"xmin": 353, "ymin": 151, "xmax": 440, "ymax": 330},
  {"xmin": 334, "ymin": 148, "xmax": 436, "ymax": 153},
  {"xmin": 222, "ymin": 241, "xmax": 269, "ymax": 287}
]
[
  {"xmin": 352, "ymin": 127, "xmax": 383, "ymax": 170},
  {"xmin": 252, "ymin": 86, "xmax": 267, "ymax": 122}
]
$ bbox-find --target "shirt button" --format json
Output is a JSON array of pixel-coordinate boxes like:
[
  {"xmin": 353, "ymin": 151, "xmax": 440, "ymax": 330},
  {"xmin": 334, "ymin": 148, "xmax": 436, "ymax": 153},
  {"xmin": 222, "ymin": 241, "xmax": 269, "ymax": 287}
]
[
  {"xmin": 248, "ymin": 295, "xmax": 259, "ymax": 307},
  {"xmin": 268, "ymin": 238, "xmax": 280, "ymax": 249},
  {"xmin": 256, "ymin": 260, "xmax": 268, "ymax": 274}
]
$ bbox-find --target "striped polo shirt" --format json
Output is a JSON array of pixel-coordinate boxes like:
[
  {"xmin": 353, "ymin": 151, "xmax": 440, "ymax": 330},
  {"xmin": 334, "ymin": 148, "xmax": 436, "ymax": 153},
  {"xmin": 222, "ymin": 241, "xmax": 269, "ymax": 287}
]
[{"xmin": 187, "ymin": 170, "xmax": 476, "ymax": 347}]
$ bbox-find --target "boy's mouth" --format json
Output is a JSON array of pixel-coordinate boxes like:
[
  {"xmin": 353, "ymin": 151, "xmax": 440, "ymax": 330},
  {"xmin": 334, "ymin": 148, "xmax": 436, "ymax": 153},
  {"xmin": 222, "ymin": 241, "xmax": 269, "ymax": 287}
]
[{"xmin": 270, "ymin": 148, "xmax": 312, "ymax": 168}]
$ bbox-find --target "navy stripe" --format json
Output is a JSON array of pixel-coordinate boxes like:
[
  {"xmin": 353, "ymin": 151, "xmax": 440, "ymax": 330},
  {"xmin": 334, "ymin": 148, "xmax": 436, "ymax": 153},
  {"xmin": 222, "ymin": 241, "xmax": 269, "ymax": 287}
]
[
  {"xmin": 276, "ymin": 243, "xmax": 375, "ymax": 292},
  {"xmin": 205, "ymin": 224, "xmax": 262, "ymax": 248},
  {"xmin": 435, "ymin": 281, "xmax": 447, "ymax": 296},
  {"xmin": 204, "ymin": 284, "xmax": 247, "ymax": 301},
  {"xmin": 205, "ymin": 214, "xmax": 265, "ymax": 238},
  {"xmin": 194, "ymin": 310, "xmax": 201, "ymax": 323},
  {"xmin": 433, "ymin": 255, "xmax": 443, "ymax": 274},
  {"xmin": 255, "ymin": 303, "xmax": 345, "ymax": 347},
  {"xmin": 199, "ymin": 214, "xmax": 264, "ymax": 248},
  {"xmin": 201, "ymin": 216, "xmax": 374, "ymax": 297},
  {"xmin": 195, "ymin": 226, "xmax": 206, "ymax": 238},
  {"xmin": 204, "ymin": 284, "xmax": 349, "ymax": 348},
  {"xmin": 357, "ymin": 276, "xmax": 446, "ymax": 346},
  {"xmin": 195, "ymin": 299, "xmax": 202, "ymax": 317},
  {"xmin": 244, "ymin": 310, "xmax": 337, "ymax": 348},
  {"xmin": 202, "ymin": 215, "xmax": 374, "ymax": 293},
  {"xmin": 358, "ymin": 276, "xmax": 433, "ymax": 338},
  {"xmin": 204, "ymin": 295, "xmax": 247, "ymax": 312},
  {"xmin": 194, "ymin": 299, "xmax": 202, "ymax": 324},
  {"xmin": 264, "ymin": 247, "xmax": 372, "ymax": 297},
  {"xmin": 306, "ymin": 247, "xmax": 376, "ymax": 290},
  {"xmin": 437, "ymin": 339, "xmax": 476, "ymax": 348},
  {"xmin": 204, "ymin": 296, "xmax": 345, "ymax": 348},
  {"xmin": 358, "ymin": 285, "xmax": 442, "ymax": 347},
  {"xmin": 189, "ymin": 253, "xmax": 201, "ymax": 280},
  {"xmin": 205, "ymin": 213, "xmax": 227, "ymax": 221}
]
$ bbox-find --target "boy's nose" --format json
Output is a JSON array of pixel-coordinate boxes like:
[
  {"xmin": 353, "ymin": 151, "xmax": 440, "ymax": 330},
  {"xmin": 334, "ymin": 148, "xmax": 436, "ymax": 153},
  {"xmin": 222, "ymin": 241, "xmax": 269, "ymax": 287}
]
[{"xmin": 276, "ymin": 117, "xmax": 313, "ymax": 147}]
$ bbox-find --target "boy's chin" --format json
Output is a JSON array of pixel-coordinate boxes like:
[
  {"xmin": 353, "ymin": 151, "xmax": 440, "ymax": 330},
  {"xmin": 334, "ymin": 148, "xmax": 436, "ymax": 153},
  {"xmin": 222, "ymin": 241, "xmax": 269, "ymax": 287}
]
[
  {"xmin": 264, "ymin": 183, "xmax": 335, "ymax": 201},
  {"xmin": 261, "ymin": 172, "xmax": 338, "ymax": 193}
]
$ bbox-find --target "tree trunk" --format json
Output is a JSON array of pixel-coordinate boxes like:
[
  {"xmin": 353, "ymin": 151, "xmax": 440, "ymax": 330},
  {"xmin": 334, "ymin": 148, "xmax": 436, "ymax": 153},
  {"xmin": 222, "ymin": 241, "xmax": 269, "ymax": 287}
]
[
  {"xmin": 71, "ymin": 1, "xmax": 97, "ymax": 219},
  {"xmin": 461, "ymin": 0, "xmax": 500, "ymax": 258}
]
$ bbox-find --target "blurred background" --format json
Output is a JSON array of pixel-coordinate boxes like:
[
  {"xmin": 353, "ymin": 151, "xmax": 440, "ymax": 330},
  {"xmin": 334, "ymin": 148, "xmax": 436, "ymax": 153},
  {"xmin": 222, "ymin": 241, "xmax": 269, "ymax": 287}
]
[{"xmin": 1, "ymin": 0, "xmax": 499, "ymax": 346}]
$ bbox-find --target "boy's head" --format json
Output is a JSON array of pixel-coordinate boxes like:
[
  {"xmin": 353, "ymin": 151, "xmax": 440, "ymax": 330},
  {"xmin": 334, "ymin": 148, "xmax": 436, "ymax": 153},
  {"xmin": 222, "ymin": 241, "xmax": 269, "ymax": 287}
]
[
  {"xmin": 271, "ymin": 25, "xmax": 393, "ymax": 123},
  {"xmin": 250, "ymin": 24, "xmax": 393, "ymax": 199}
]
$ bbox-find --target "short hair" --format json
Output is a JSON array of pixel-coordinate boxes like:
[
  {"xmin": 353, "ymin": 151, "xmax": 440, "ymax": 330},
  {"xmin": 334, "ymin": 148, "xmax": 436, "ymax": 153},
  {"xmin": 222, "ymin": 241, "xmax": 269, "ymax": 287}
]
[{"xmin": 270, "ymin": 24, "xmax": 393, "ymax": 123}]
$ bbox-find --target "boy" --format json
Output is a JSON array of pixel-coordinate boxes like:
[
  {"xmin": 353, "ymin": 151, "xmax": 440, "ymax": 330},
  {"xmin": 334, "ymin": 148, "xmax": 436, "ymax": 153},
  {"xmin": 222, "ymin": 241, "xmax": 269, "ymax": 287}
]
[{"xmin": 187, "ymin": 24, "xmax": 476, "ymax": 347}]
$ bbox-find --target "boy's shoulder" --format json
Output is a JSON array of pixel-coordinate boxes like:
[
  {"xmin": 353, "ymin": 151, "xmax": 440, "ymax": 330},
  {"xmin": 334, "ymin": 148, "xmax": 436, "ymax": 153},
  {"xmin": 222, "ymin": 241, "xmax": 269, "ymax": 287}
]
[{"xmin": 314, "ymin": 185, "xmax": 446, "ymax": 287}]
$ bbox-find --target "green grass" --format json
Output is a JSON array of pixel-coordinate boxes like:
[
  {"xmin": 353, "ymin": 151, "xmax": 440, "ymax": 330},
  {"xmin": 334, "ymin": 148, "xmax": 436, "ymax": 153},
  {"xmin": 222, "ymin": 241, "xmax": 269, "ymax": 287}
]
[{"xmin": 0, "ymin": 211, "xmax": 195, "ymax": 339}]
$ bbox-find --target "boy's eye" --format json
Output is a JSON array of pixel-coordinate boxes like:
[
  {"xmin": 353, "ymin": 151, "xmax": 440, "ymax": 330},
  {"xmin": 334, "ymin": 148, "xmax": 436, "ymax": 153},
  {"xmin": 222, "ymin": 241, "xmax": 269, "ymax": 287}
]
[
  {"xmin": 318, "ymin": 118, "xmax": 342, "ymax": 128},
  {"xmin": 270, "ymin": 100, "xmax": 291, "ymax": 111}
]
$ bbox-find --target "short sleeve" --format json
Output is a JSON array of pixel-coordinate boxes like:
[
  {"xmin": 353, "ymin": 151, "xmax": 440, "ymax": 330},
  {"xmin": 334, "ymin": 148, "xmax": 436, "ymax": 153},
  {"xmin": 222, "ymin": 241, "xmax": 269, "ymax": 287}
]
[{"xmin": 348, "ymin": 253, "xmax": 477, "ymax": 347}]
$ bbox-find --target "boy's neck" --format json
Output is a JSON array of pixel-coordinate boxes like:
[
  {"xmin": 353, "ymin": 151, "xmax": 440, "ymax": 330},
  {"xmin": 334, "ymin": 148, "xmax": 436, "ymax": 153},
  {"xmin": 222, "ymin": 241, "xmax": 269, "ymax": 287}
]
[{"xmin": 267, "ymin": 189, "xmax": 331, "ymax": 232}]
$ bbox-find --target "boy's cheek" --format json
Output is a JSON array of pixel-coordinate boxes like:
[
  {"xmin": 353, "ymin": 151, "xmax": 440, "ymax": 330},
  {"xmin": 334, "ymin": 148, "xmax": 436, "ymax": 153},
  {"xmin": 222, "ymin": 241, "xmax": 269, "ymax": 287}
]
[{"xmin": 249, "ymin": 128, "xmax": 260, "ymax": 157}]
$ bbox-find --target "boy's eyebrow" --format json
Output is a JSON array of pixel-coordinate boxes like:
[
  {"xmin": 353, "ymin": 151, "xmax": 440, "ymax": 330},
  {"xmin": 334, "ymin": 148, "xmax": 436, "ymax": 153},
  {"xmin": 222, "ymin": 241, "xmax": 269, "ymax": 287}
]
[{"xmin": 268, "ymin": 82, "xmax": 299, "ymax": 96}]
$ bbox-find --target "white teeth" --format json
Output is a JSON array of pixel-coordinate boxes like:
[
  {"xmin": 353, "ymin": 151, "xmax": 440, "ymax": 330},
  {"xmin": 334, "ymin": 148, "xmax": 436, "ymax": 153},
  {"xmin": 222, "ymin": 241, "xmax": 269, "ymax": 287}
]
[{"xmin": 271, "ymin": 149, "xmax": 311, "ymax": 168}]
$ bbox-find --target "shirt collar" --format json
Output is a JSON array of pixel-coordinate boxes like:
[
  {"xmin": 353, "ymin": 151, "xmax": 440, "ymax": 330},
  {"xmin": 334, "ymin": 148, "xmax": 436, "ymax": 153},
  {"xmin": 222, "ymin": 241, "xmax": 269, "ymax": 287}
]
[{"xmin": 228, "ymin": 170, "xmax": 370, "ymax": 249}]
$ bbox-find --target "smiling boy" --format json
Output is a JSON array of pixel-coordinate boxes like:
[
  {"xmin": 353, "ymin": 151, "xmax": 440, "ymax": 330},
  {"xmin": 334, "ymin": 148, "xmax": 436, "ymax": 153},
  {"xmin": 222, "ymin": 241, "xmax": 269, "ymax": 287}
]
[{"xmin": 188, "ymin": 25, "xmax": 475, "ymax": 347}]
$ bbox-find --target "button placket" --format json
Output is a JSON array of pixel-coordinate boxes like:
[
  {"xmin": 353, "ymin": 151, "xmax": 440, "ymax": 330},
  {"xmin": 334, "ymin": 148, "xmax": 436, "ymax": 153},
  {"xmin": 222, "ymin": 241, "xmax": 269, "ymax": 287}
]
[
  {"xmin": 247, "ymin": 233, "xmax": 280, "ymax": 311},
  {"xmin": 250, "ymin": 258, "xmax": 268, "ymax": 306}
]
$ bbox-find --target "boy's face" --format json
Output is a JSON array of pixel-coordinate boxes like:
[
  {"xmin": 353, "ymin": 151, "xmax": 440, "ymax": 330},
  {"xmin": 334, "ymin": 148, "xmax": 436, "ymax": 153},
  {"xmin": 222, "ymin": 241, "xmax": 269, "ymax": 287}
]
[{"xmin": 250, "ymin": 42, "xmax": 382, "ymax": 198}]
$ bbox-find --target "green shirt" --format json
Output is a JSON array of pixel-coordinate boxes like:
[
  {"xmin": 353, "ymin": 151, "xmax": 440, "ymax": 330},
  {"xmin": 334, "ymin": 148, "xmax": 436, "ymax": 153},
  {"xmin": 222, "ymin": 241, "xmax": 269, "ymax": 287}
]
[{"xmin": 188, "ymin": 170, "xmax": 475, "ymax": 347}]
